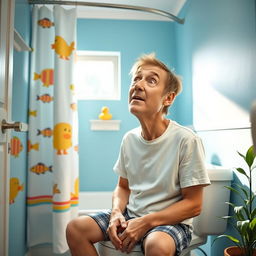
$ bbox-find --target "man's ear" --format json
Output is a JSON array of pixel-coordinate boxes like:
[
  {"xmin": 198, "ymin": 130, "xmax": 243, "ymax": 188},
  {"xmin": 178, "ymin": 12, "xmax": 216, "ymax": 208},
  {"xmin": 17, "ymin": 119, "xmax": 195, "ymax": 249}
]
[{"xmin": 163, "ymin": 92, "xmax": 175, "ymax": 106}]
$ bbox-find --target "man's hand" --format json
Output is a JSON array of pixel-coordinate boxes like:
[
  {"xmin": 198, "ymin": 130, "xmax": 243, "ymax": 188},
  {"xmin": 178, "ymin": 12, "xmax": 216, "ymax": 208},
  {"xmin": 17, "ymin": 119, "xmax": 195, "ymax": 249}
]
[
  {"xmin": 118, "ymin": 217, "xmax": 150, "ymax": 253},
  {"xmin": 107, "ymin": 211, "xmax": 127, "ymax": 250}
]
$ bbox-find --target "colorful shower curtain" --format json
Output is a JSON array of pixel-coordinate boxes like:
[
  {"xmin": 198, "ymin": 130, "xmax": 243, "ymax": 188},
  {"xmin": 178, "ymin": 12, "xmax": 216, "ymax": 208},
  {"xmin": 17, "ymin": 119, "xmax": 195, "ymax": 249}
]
[{"xmin": 27, "ymin": 5, "xmax": 79, "ymax": 253}]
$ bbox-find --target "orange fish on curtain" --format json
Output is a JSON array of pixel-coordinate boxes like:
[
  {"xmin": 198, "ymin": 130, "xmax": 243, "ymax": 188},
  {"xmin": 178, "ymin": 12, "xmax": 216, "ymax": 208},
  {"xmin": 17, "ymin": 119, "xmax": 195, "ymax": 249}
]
[
  {"xmin": 34, "ymin": 68, "xmax": 54, "ymax": 87},
  {"xmin": 51, "ymin": 36, "xmax": 75, "ymax": 60},
  {"xmin": 53, "ymin": 123, "xmax": 72, "ymax": 155},
  {"xmin": 27, "ymin": 140, "xmax": 39, "ymax": 152},
  {"xmin": 10, "ymin": 136, "xmax": 23, "ymax": 157},
  {"xmin": 38, "ymin": 17, "xmax": 54, "ymax": 28},
  {"xmin": 37, "ymin": 127, "xmax": 53, "ymax": 138},
  {"xmin": 36, "ymin": 94, "xmax": 54, "ymax": 103},
  {"xmin": 30, "ymin": 163, "xmax": 53, "ymax": 175}
]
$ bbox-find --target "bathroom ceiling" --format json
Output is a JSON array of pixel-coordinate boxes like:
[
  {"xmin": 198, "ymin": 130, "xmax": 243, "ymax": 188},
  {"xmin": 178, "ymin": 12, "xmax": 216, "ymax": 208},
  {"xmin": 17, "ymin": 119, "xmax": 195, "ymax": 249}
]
[{"xmin": 66, "ymin": 0, "xmax": 187, "ymax": 21}]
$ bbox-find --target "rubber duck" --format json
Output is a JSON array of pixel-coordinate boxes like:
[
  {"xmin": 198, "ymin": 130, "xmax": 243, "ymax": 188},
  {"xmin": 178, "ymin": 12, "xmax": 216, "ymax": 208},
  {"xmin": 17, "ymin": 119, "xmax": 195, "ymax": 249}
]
[{"xmin": 99, "ymin": 106, "xmax": 112, "ymax": 120}]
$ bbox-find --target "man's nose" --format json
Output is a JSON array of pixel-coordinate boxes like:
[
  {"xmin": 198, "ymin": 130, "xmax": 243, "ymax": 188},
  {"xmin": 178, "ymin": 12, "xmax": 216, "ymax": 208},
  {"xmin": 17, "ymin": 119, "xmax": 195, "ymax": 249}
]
[{"xmin": 134, "ymin": 79, "xmax": 145, "ymax": 90}]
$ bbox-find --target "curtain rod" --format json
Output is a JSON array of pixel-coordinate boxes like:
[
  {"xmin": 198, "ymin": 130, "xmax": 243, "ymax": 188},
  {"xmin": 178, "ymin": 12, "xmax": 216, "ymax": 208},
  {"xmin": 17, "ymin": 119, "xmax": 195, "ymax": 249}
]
[{"xmin": 28, "ymin": 0, "xmax": 185, "ymax": 24}]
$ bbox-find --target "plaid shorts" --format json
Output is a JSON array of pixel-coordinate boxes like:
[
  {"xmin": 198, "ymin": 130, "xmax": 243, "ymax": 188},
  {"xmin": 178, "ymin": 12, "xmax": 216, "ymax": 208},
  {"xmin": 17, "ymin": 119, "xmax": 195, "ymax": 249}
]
[{"xmin": 88, "ymin": 209, "xmax": 192, "ymax": 255}]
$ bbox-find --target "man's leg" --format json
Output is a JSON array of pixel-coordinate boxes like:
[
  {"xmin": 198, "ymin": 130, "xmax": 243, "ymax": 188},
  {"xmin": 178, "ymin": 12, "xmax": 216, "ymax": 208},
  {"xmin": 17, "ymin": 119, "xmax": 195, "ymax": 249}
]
[
  {"xmin": 143, "ymin": 231, "xmax": 176, "ymax": 256},
  {"xmin": 66, "ymin": 216, "xmax": 105, "ymax": 256}
]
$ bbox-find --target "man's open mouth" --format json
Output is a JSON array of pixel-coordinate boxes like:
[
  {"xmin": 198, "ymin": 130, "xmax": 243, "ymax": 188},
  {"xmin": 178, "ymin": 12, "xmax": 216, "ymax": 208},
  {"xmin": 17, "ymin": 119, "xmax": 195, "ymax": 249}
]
[{"xmin": 132, "ymin": 95, "xmax": 145, "ymax": 101}]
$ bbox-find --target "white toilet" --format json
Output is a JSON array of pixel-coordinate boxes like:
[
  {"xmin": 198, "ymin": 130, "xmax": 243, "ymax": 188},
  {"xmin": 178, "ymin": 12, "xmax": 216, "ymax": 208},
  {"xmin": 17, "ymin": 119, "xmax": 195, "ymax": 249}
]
[{"xmin": 80, "ymin": 166, "xmax": 233, "ymax": 256}]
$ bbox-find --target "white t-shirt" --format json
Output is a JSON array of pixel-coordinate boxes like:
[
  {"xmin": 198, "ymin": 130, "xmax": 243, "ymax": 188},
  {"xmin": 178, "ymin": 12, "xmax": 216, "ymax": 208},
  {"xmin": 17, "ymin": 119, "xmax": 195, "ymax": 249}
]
[{"xmin": 113, "ymin": 121, "xmax": 211, "ymax": 225}]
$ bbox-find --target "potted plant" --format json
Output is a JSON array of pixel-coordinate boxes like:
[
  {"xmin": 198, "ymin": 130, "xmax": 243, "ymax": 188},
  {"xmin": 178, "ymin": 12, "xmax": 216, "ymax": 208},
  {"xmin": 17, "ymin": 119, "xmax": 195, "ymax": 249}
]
[{"xmin": 214, "ymin": 145, "xmax": 256, "ymax": 256}]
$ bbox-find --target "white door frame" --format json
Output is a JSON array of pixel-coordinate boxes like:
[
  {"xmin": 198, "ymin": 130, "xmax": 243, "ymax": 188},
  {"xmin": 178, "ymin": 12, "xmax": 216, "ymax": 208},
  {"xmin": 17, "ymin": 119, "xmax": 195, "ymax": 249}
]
[{"xmin": 0, "ymin": 0, "xmax": 15, "ymax": 255}]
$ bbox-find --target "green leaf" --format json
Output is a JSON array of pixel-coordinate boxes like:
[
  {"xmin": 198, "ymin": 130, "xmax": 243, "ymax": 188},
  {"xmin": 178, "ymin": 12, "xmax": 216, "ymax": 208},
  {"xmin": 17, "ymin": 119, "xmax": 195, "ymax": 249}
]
[
  {"xmin": 233, "ymin": 183, "xmax": 249, "ymax": 198},
  {"xmin": 245, "ymin": 146, "xmax": 256, "ymax": 168},
  {"xmin": 224, "ymin": 186, "xmax": 241, "ymax": 196},
  {"xmin": 234, "ymin": 206, "xmax": 246, "ymax": 220},
  {"xmin": 238, "ymin": 151, "xmax": 246, "ymax": 161},
  {"xmin": 237, "ymin": 220, "xmax": 250, "ymax": 235},
  {"xmin": 251, "ymin": 208, "xmax": 256, "ymax": 219},
  {"xmin": 225, "ymin": 201, "xmax": 236, "ymax": 208},
  {"xmin": 215, "ymin": 234, "xmax": 240, "ymax": 244},
  {"xmin": 236, "ymin": 167, "xmax": 249, "ymax": 178},
  {"xmin": 249, "ymin": 218, "xmax": 256, "ymax": 232}
]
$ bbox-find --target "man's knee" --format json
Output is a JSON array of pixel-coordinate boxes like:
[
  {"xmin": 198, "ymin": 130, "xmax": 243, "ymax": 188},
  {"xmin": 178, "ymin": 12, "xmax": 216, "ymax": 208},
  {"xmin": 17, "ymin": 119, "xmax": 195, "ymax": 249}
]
[
  {"xmin": 144, "ymin": 232, "xmax": 176, "ymax": 256},
  {"xmin": 66, "ymin": 216, "xmax": 104, "ymax": 245},
  {"xmin": 66, "ymin": 218, "xmax": 82, "ymax": 243}
]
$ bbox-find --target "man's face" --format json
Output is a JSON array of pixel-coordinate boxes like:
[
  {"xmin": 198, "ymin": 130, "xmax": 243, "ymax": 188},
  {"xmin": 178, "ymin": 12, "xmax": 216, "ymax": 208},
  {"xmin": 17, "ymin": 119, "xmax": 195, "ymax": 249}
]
[{"xmin": 128, "ymin": 65, "xmax": 169, "ymax": 118}]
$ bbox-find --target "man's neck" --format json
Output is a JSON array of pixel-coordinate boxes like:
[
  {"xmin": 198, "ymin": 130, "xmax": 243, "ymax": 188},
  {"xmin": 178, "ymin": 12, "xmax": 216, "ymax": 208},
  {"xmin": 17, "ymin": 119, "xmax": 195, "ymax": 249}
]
[{"xmin": 140, "ymin": 118, "xmax": 170, "ymax": 141}]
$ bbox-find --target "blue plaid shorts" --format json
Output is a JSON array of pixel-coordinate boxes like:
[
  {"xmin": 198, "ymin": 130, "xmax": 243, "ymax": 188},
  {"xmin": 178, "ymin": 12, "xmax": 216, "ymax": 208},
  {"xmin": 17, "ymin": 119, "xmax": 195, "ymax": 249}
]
[{"xmin": 88, "ymin": 209, "xmax": 192, "ymax": 255}]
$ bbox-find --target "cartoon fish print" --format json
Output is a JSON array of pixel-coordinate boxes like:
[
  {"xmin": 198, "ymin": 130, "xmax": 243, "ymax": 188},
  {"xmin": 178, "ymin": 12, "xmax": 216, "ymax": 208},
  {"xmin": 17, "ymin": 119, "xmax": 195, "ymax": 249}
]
[
  {"xmin": 29, "ymin": 110, "xmax": 37, "ymax": 117},
  {"xmin": 10, "ymin": 136, "xmax": 23, "ymax": 157},
  {"xmin": 51, "ymin": 36, "xmax": 75, "ymax": 60},
  {"xmin": 27, "ymin": 140, "xmax": 39, "ymax": 152},
  {"xmin": 70, "ymin": 103, "xmax": 77, "ymax": 111},
  {"xmin": 53, "ymin": 123, "xmax": 72, "ymax": 155},
  {"xmin": 36, "ymin": 94, "xmax": 54, "ymax": 103},
  {"xmin": 53, "ymin": 184, "xmax": 61, "ymax": 195},
  {"xmin": 34, "ymin": 69, "xmax": 54, "ymax": 87},
  {"xmin": 38, "ymin": 18, "xmax": 54, "ymax": 28},
  {"xmin": 71, "ymin": 178, "xmax": 79, "ymax": 199},
  {"xmin": 37, "ymin": 128, "xmax": 53, "ymax": 138},
  {"xmin": 9, "ymin": 177, "xmax": 24, "ymax": 204},
  {"xmin": 30, "ymin": 163, "xmax": 52, "ymax": 175}
]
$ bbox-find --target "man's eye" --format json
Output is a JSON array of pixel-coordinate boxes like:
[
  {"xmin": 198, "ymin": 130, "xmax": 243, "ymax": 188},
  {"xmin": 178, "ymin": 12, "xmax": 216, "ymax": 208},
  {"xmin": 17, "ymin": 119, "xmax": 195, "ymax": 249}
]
[
  {"xmin": 148, "ymin": 77, "xmax": 157, "ymax": 85},
  {"xmin": 133, "ymin": 76, "xmax": 140, "ymax": 82}
]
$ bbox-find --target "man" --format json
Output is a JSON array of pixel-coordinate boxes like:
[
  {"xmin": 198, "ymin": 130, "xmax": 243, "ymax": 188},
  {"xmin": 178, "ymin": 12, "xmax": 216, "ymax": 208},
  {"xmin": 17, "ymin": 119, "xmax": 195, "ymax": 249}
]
[{"xmin": 66, "ymin": 53, "xmax": 210, "ymax": 256}]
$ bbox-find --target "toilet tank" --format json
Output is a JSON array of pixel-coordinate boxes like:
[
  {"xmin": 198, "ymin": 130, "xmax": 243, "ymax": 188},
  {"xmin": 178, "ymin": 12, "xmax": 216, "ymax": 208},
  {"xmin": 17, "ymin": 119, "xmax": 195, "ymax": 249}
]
[{"xmin": 193, "ymin": 166, "xmax": 233, "ymax": 236}]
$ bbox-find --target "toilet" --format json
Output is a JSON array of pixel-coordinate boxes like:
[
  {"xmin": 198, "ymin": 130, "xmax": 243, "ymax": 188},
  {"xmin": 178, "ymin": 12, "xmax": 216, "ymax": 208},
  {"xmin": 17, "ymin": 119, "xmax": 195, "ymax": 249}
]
[{"xmin": 80, "ymin": 166, "xmax": 233, "ymax": 256}]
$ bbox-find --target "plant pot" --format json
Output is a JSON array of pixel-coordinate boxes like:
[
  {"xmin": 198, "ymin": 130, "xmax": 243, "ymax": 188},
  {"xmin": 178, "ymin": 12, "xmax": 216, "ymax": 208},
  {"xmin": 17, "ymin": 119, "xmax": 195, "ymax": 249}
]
[{"xmin": 224, "ymin": 246, "xmax": 256, "ymax": 256}]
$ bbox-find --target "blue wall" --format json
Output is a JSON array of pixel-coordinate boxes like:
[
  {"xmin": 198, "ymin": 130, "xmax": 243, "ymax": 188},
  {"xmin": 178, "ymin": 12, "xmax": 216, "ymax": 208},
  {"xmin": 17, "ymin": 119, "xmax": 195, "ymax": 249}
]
[
  {"xmin": 9, "ymin": 0, "xmax": 31, "ymax": 256},
  {"xmin": 77, "ymin": 19, "xmax": 178, "ymax": 191}
]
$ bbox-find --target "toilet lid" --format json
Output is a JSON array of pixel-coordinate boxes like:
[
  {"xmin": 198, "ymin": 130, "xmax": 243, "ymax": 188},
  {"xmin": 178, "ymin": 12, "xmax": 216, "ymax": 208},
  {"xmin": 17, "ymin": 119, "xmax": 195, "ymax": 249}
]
[{"xmin": 99, "ymin": 241, "xmax": 142, "ymax": 252}]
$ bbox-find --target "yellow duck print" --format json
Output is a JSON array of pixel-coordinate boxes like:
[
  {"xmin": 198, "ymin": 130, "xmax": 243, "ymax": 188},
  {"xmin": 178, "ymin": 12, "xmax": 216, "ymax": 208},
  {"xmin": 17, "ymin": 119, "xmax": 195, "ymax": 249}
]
[
  {"xmin": 71, "ymin": 178, "xmax": 79, "ymax": 199},
  {"xmin": 99, "ymin": 106, "xmax": 112, "ymax": 120},
  {"xmin": 53, "ymin": 123, "xmax": 72, "ymax": 155},
  {"xmin": 51, "ymin": 36, "xmax": 75, "ymax": 60},
  {"xmin": 9, "ymin": 177, "xmax": 24, "ymax": 204}
]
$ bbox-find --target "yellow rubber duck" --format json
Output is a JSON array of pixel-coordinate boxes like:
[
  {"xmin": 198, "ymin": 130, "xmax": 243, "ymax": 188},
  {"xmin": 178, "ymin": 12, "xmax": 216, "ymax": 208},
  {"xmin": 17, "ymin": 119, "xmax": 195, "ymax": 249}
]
[
  {"xmin": 9, "ymin": 177, "xmax": 24, "ymax": 204},
  {"xmin": 99, "ymin": 106, "xmax": 112, "ymax": 120}
]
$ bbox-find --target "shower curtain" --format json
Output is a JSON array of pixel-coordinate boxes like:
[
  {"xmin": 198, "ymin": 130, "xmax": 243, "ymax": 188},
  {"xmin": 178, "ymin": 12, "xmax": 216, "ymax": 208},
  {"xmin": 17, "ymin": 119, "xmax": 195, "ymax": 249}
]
[{"xmin": 27, "ymin": 5, "xmax": 79, "ymax": 253}]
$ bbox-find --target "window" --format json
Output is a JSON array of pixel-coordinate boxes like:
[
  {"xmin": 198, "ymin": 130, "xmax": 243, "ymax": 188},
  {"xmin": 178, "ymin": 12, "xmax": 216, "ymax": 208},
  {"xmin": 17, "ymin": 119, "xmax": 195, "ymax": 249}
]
[{"xmin": 74, "ymin": 51, "xmax": 120, "ymax": 100}]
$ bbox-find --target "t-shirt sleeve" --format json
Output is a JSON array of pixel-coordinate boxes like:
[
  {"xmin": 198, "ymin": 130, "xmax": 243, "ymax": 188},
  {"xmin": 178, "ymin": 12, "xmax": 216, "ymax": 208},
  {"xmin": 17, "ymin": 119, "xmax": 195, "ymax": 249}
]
[
  {"xmin": 179, "ymin": 136, "xmax": 211, "ymax": 188},
  {"xmin": 113, "ymin": 138, "xmax": 128, "ymax": 178}
]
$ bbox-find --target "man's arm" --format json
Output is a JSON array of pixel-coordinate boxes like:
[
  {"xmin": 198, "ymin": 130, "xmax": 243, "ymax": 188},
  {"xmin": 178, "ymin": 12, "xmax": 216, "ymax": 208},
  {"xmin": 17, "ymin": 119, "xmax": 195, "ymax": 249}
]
[
  {"xmin": 107, "ymin": 176, "xmax": 130, "ymax": 250},
  {"xmin": 144, "ymin": 184, "xmax": 205, "ymax": 227},
  {"xmin": 118, "ymin": 185, "xmax": 206, "ymax": 253}
]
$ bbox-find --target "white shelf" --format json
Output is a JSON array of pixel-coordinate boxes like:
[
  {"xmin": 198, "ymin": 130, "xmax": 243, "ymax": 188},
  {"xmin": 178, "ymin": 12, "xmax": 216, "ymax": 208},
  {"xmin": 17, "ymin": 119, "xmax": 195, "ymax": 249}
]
[
  {"xmin": 90, "ymin": 120, "xmax": 121, "ymax": 131},
  {"xmin": 14, "ymin": 29, "xmax": 32, "ymax": 52}
]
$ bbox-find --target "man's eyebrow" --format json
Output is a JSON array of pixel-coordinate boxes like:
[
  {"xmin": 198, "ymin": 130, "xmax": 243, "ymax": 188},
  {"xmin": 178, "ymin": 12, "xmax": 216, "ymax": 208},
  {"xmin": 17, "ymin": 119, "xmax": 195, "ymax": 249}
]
[
  {"xmin": 135, "ymin": 70, "xmax": 160, "ymax": 78},
  {"xmin": 148, "ymin": 71, "xmax": 160, "ymax": 78}
]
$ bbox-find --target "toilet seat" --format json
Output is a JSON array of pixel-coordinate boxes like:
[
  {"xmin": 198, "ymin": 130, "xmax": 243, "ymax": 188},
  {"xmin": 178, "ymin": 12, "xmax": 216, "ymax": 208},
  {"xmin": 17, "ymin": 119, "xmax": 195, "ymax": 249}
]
[{"xmin": 98, "ymin": 241, "xmax": 143, "ymax": 256}]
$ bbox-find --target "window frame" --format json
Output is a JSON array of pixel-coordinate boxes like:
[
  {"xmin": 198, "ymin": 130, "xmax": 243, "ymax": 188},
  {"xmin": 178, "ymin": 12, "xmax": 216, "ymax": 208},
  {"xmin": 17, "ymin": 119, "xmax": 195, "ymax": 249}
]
[{"xmin": 75, "ymin": 51, "xmax": 121, "ymax": 101}]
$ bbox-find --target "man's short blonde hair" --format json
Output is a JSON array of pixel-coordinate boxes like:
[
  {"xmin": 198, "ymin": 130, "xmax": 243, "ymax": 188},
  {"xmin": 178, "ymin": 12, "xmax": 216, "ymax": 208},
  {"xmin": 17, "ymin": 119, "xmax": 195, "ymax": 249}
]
[{"xmin": 130, "ymin": 53, "xmax": 182, "ymax": 114}]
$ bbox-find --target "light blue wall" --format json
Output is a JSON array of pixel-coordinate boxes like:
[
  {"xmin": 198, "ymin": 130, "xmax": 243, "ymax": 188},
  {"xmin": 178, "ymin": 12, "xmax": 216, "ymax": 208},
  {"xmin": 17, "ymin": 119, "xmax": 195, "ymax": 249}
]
[
  {"xmin": 174, "ymin": 0, "xmax": 256, "ymax": 255},
  {"xmin": 9, "ymin": 1, "xmax": 31, "ymax": 256},
  {"xmin": 77, "ymin": 19, "xmax": 178, "ymax": 191}
]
